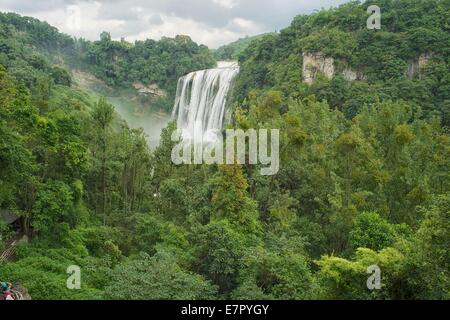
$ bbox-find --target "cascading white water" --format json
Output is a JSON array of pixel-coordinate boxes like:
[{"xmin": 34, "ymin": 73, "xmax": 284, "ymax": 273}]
[{"xmin": 172, "ymin": 61, "xmax": 239, "ymax": 142}]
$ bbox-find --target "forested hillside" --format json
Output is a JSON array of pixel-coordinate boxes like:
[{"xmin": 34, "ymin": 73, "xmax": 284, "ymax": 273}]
[
  {"xmin": 0, "ymin": 0, "xmax": 449, "ymax": 300},
  {"xmin": 73, "ymin": 33, "xmax": 215, "ymax": 95},
  {"xmin": 233, "ymin": 0, "xmax": 450, "ymax": 126},
  {"xmin": 0, "ymin": 12, "xmax": 216, "ymax": 111}
]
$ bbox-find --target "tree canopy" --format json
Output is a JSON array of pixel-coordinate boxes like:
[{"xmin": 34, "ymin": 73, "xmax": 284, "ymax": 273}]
[{"xmin": 0, "ymin": 0, "xmax": 449, "ymax": 300}]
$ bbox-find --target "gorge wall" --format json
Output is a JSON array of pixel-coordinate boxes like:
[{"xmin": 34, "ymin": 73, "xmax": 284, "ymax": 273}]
[{"xmin": 302, "ymin": 52, "xmax": 430, "ymax": 84}]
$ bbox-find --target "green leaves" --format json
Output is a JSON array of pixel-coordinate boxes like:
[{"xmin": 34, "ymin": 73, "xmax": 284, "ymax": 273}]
[
  {"xmin": 92, "ymin": 97, "xmax": 115, "ymax": 130},
  {"xmin": 349, "ymin": 212, "xmax": 398, "ymax": 251},
  {"xmin": 234, "ymin": 247, "xmax": 315, "ymax": 300},
  {"xmin": 50, "ymin": 66, "xmax": 72, "ymax": 87},
  {"xmin": 105, "ymin": 252, "xmax": 217, "ymax": 300},
  {"xmin": 0, "ymin": 244, "xmax": 104, "ymax": 300},
  {"xmin": 190, "ymin": 220, "xmax": 247, "ymax": 295},
  {"xmin": 32, "ymin": 180, "xmax": 75, "ymax": 234},
  {"xmin": 316, "ymin": 247, "xmax": 406, "ymax": 300},
  {"xmin": 1, "ymin": 1, "xmax": 449, "ymax": 301},
  {"xmin": 233, "ymin": 0, "xmax": 450, "ymax": 125},
  {"xmin": 82, "ymin": 31, "xmax": 216, "ymax": 94}
]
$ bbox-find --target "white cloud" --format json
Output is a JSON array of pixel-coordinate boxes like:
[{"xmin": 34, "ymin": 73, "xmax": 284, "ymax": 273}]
[
  {"xmin": 125, "ymin": 14, "xmax": 248, "ymax": 48},
  {"xmin": 212, "ymin": 0, "xmax": 238, "ymax": 9},
  {"xmin": 0, "ymin": 0, "xmax": 349, "ymax": 48}
]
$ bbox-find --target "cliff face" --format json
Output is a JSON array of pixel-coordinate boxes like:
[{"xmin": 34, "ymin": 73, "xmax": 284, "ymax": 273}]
[
  {"xmin": 132, "ymin": 82, "xmax": 167, "ymax": 97},
  {"xmin": 302, "ymin": 52, "xmax": 335, "ymax": 84},
  {"xmin": 302, "ymin": 51, "xmax": 430, "ymax": 83},
  {"xmin": 408, "ymin": 54, "xmax": 431, "ymax": 79},
  {"xmin": 302, "ymin": 52, "xmax": 366, "ymax": 84},
  {"xmin": 342, "ymin": 68, "xmax": 367, "ymax": 81}
]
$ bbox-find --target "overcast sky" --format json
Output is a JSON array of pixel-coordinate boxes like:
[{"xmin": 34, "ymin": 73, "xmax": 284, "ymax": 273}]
[{"xmin": 0, "ymin": 0, "xmax": 349, "ymax": 48}]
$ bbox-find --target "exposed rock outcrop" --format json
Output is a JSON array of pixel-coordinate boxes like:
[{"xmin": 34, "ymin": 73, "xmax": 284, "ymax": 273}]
[
  {"xmin": 132, "ymin": 82, "xmax": 166, "ymax": 97},
  {"xmin": 302, "ymin": 51, "xmax": 432, "ymax": 84},
  {"xmin": 408, "ymin": 54, "xmax": 431, "ymax": 79},
  {"xmin": 342, "ymin": 68, "xmax": 366, "ymax": 81},
  {"xmin": 71, "ymin": 69, "xmax": 114, "ymax": 95},
  {"xmin": 302, "ymin": 52, "xmax": 335, "ymax": 84}
]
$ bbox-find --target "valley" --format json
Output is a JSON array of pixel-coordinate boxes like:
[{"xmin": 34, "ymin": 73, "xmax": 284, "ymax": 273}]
[
  {"xmin": 72, "ymin": 69, "xmax": 171, "ymax": 149},
  {"xmin": 0, "ymin": 0, "xmax": 448, "ymax": 301}
]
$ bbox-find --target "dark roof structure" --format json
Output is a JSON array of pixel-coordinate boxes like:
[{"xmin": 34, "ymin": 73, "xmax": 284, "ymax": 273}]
[{"xmin": 0, "ymin": 210, "xmax": 20, "ymax": 224}]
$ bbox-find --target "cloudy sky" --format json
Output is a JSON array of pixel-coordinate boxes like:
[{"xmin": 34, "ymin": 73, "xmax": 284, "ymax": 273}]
[{"xmin": 0, "ymin": 0, "xmax": 349, "ymax": 48}]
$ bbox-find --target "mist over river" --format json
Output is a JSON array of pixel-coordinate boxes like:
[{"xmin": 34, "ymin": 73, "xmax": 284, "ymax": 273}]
[{"xmin": 107, "ymin": 95, "xmax": 170, "ymax": 150}]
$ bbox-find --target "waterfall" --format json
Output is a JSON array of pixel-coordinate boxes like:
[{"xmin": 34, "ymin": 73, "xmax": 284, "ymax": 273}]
[{"xmin": 172, "ymin": 61, "xmax": 239, "ymax": 142}]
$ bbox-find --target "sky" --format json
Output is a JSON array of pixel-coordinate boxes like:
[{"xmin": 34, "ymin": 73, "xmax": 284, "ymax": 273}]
[{"xmin": 0, "ymin": 0, "xmax": 349, "ymax": 48}]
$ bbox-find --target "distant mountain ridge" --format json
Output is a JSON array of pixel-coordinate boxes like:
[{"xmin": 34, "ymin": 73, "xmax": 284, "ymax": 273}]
[{"xmin": 213, "ymin": 33, "xmax": 276, "ymax": 60}]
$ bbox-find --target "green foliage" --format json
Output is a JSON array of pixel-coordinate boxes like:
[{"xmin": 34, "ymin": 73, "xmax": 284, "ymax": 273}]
[
  {"xmin": 104, "ymin": 252, "xmax": 217, "ymax": 300},
  {"xmin": 50, "ymin": 66, "xmax": 72, "ymax": 86},
  {"xmin": 190, "ymin": 220, "xmax": 249, "ymax": 295},
  {"xmin": 233, "ymin": 89, "xmax": 449, "ymax": 299},
  {"xmin": 0, "ymin": 11, "xmax": 216, "ymax": 114},
  {"xmin": 233, "ymin": 0, "xmax": 450, "ymax": 125},
  {"xmin": 214, "ymin": 33, "xmax": 276, "ymax": 60},
  {"xmin": 133, "ymin": 212, "xmax": 191, "ymax": 260},
  {"xmin": 0, "ymin": 242, "xmax": 104, "ymax": 300},
  {"xmin": 79, "ymin": 34, "xmax": 216, "ymax": 95},
  {"xmin": 0, "ymin": 1, "xmax": 449, "ymax": 301},
  {"xmin": 349, "ymin": 212, "xmax": 408, "ymax": 251},
  {"xmin": 32, "ymin": 180, "xmax": 75, "ymax": 234},
  {"xmin": 403, "ymin": 194, "xmax": 450, "ymax": 299},
  {"xmin": 0, "ymin": 221, "xmax": 13, "ymax": 250},
  {"xmin": 234, "ymin": 248, "xmax": 315, "ymax": 300},
  {"xmin": 211, "ymin": 165, "xmax": 260, "ymax": 231},
  {"xmin": 316, "ymin": 247, "xmax": 407, "ymax": 300}
]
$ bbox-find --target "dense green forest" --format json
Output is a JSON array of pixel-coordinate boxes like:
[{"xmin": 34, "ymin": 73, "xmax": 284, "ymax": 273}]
[{"xmin": 0, "ymin": 0, "xmax": 449, "ymax": 300}]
